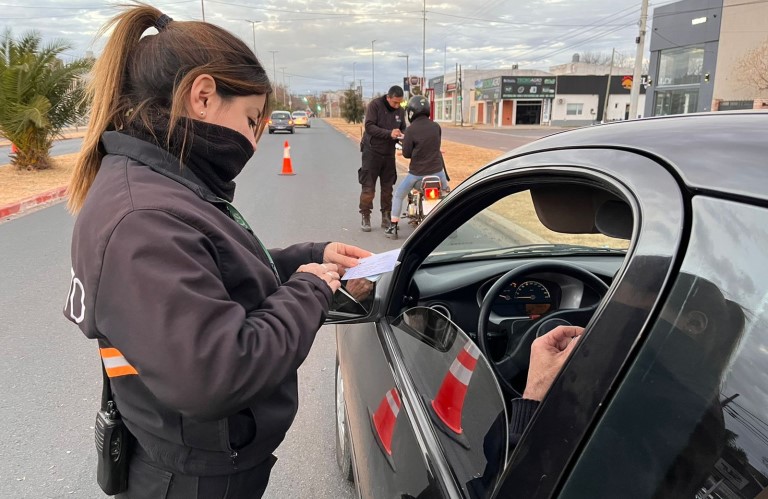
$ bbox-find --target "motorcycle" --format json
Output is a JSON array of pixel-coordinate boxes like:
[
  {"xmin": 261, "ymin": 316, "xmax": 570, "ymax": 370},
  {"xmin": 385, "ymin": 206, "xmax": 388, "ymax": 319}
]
[{"xmin": 387, "ymin": 174, "xmax": 445, "ymax": 240}]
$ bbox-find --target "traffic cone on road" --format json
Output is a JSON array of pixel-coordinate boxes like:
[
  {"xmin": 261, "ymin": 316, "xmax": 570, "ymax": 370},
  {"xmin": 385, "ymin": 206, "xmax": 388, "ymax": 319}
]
[
  {"xmin": 371, "ymin": 388, "xmax": 401, "ymax": 456},
  {"xmin": 279, "ymin": 140, "xmax": 295, "ymax": 175},
  {"xmin": 428, "ymin": 340, "xmax": 480, "ymax": 447}
]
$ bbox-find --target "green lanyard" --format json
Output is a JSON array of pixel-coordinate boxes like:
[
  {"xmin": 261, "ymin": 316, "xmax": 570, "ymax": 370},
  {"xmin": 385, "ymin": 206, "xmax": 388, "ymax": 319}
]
[{"xmin": 218, "ymin": 199, "xmax": 281, "ymax": 283}]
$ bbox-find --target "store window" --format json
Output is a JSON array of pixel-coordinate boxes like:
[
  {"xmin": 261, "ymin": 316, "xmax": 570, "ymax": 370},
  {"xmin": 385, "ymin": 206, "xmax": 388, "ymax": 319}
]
[
  {"xmin": 654, "ymin": 88, "xmax": 700, "ymax": 116},
  {"xmin": 566, "ymin": 103, "xmax": 584, "ymax": 116},
  {"xmin": 657, "ymin": 45, "xmax": 704, "ymax": 86}
]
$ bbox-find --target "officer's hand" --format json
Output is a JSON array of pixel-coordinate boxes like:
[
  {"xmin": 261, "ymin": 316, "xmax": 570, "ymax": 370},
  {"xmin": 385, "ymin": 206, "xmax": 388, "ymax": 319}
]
[
  {"xmin": 523, "ymin": 326, "xmax": 584, "ymax": 401},
  {"xmin": 391, "ymin": 129, "xmax": 403, "ymax": 139},
  {"xmin": 345, "ymin": 278, "xmax": 374, "ymax": 301},
  {"xmin": 297, "ymin": 263, "xmax": 341, "ymax": 293},
  {"xmin": 323, "ymin": 243, "xmax": 372, "ymax": 275}
]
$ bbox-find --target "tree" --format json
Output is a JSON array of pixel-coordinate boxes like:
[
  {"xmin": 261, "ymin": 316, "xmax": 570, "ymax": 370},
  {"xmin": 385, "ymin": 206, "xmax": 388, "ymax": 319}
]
[
  {"xmin": 0, "ymin": 30, "xmax": 92, "ymax": 170},
  {"xmin": 735, "ymin": 37, "xmax": 768, "ymax": 94},
  {"xmin": 341, "ymin": 88, "xmax": 364, "ymax": 124}
]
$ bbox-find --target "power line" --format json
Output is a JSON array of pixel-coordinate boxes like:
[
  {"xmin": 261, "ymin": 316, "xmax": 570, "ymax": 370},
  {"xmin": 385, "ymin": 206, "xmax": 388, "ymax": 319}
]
[{"xmin": 426, "ymin": 11, "xmax": 633, "ymax": 27}]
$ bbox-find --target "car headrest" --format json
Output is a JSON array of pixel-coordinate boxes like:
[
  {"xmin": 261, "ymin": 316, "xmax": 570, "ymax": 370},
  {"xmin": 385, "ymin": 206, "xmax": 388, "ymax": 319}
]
[{"xmin": 530, "ymin": 185, "xmax": 632, "ymax": 239}]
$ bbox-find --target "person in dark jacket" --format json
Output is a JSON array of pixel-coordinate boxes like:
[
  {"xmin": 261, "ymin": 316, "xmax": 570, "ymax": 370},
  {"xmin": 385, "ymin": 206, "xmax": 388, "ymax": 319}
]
[
  {"xmin": 63, "ymin": 6, "xmax": 370, "ymax": 498},
  {"xmin": 384, "ymin": 95, "xmax": 450, "ymax": 239},
  {"xmin": 358, "ymin": 85, "xmax": 406, "ymax": 232}
]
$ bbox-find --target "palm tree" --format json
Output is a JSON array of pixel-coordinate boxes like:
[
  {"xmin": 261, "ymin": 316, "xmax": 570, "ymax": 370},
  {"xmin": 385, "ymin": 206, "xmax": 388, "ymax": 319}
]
[{"xmin": 0, "ymin": 30, "xmax": 92, "ymax": 170}]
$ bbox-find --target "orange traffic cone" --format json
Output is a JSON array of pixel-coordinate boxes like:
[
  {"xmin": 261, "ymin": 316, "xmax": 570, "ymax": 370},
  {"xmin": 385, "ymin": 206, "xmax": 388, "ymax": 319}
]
[
  {"xmin": 371, "ymin": 388, "xmax": 401, "ymax": 456},
  {"xmin": 279, "ymin": 140, "xmax": 295, "ymax": 175},
  {"xmin": 428, "ymin": 340, "xmax": 480, "ymax": 448}
]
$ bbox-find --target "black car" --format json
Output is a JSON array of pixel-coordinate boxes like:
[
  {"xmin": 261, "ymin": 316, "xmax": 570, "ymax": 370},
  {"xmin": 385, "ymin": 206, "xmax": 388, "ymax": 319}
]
[
  {"xmin": 268, "ymin": 110, "xmax": 294, "ymax": 134},
  {"xmin": 328, "ymin": 112, "xmax": 768, "ymax": 498}
]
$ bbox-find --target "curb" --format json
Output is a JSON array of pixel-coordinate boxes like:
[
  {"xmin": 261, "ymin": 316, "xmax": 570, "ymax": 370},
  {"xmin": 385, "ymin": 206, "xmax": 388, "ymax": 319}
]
[{"xmin": 0, "ymin": 185, "xmax": 68, "ymax": 221}]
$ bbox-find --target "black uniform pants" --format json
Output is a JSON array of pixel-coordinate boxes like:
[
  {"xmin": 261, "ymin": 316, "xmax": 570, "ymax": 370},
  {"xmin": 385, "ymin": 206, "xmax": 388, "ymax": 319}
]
[
  {"xmin": 358, "ymin": 147, "xmax": 397, "ymax": 216},
  {"xmin": 116, "ymin": 450, "xmax": 277, "ymax": 499}
]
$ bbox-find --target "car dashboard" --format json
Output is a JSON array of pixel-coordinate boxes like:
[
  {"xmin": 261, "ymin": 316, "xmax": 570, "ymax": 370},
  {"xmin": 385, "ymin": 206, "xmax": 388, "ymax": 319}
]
[{"xmin": 410, "ymin": 256, "xmax": 624, "ymax": 339}]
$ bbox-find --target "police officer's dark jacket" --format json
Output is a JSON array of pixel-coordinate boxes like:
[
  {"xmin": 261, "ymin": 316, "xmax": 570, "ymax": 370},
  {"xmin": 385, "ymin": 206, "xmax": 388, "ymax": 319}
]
[
  {"xmin": 362, "ymin": 95, "xmax": 406, "ymax": 156},
  {"xmin": 401, "ymin": 115, "xmax": 444, "ymax": 176},
  {"xmin": 64, "ymin": 130, "xmax": 332, "ymax": 476}
]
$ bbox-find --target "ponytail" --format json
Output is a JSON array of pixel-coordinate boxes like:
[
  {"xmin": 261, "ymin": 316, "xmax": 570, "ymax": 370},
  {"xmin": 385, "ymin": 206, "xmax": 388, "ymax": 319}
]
[
  {"xmin": 68, "ymin": 5, "xmax": 163, "ymax": 213},
  {"xmin": 68, "ymin": 5, "xmax": 271, "ymax": 213}
]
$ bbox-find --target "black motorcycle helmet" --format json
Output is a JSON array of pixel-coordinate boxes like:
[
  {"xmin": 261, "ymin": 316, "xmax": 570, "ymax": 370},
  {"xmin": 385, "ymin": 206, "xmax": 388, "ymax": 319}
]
[{"xmin": 406, "ymin": 95, "xmax": 430, "ymax": 122}]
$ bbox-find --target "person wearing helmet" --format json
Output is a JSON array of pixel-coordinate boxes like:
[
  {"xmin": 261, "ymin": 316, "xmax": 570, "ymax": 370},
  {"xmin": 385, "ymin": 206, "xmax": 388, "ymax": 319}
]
[{"xmin": 384, "ymin": 95, "xmax": 450, "ymax": 239}]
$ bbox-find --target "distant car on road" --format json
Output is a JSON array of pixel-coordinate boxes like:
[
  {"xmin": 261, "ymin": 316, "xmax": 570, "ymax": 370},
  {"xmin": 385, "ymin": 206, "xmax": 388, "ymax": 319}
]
[
  {"xmin": 291, "ymin": 111, "xmax": 310, "ymax": 128},
  {"xmin": 268, "ymin": 111, "xmax": 294, "ymax": 134},
  {"xmin": 328, "ymin": 112, "xmax": 768, "ymax": 498}
]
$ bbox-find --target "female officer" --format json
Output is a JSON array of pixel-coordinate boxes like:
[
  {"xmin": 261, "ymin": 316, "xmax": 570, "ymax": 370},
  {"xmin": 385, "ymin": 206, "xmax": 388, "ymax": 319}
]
[{"xmin": 64, "ymin": 5, "xmax": 370, "ymax": 497}]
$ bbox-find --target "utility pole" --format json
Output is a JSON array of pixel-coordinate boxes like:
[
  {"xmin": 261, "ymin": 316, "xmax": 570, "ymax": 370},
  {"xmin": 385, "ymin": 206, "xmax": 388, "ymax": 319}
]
[
  {"xmin": 398, "ymin": 54, "xmax": 410, "ymax": 99},
  {"xmin": 602, "ymin": 48, "xmax": 616, "ymax": 123},
  {"xmin": 459, "ymin": 64, "xmax": 463, "ymax": 127},
  {"xmin": 201, "ymin": 0, "xmax": 205, "ymax": 21},
  {"xmin": 629, "ymin": 0, "xmax": 649, "ymax": 120},
  {"xmin": 268, "ymin": 50, "xmax": 278, "ymax": 87},
  {"xmin": 352, "ymin": 62, "xmax": 357, "ymax": 91},
  {"xmin": 281, "ymin": 67, "xmax": 287, "ymax": 106},
  {"xmin": 371, "ymin": 40, "xmax": 376, "ymax": 99},
  {"xmin": 422, "ymin": 0, "xmax": 426, "ymax": 87},
  {"xmin": 245, "ymin": 20, "xmax": 261, "ymax": 55}
]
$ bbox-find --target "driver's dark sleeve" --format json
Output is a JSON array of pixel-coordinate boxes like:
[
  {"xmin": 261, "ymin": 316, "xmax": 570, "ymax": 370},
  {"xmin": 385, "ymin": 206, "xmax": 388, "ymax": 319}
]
[{"xmin": 508, "ymin": 398, "xmax": 540, "ymax": 447}]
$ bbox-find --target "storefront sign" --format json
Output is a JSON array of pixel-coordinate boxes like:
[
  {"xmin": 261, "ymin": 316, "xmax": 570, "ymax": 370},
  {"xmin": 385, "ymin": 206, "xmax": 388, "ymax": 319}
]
[
  {"xmin": 474, "ymin": 77, "xmax": 501, "ymax": 101},
  {"xmin": 501, "ymin": 76, "xmax": 556, "ymax": 99}
]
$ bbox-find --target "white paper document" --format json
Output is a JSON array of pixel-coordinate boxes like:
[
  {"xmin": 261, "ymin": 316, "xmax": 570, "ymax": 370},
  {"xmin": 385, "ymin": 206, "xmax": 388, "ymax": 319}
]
[{"xmin": 342, "ymin": 248, "xmax": 401, "ymax": 280}]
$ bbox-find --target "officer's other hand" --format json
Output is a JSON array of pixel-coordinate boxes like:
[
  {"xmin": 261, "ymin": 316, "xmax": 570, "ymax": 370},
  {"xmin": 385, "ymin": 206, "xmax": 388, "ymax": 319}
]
[
  {"xmin": 391, "ymin": 129, "xmax": 403, "ymax": 139},
  {"xmin": 323, "ymin": 243, "xmax": 372, "ymax": 275},
  {"xmin": 523, "ymin": 325, "xmax": 584, "ymax": 401},
  {"xmin": 297, "ymin": 263, "xmax": 341, "ymax": 293}
]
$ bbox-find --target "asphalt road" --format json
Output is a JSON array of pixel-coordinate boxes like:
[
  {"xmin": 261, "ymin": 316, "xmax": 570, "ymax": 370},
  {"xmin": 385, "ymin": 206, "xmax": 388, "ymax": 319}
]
[
  {"xmin": 0, "ymin": 120, "xmax": 401, "ymax": 499},
  {"xmin": 0, "ymin": 138, "xmax": 84, "ymax": 161},
  {"xmin": 0, "ymin": 119, "xmax": 542, "ymax": 498},
  {"xmin": 441, "ymin": 125, "xmax": 568, "ymax": 152}
]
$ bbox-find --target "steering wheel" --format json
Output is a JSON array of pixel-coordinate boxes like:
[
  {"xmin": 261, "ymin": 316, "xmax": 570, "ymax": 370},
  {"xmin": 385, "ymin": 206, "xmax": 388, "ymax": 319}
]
[{"xmin": 476, "ymin": 261, "xmax": 610, "ymax": 396}]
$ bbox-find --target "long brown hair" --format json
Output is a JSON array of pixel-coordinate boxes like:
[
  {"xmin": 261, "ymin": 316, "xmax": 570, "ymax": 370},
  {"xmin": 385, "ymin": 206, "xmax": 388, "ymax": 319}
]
[{"xmin": 68, "ymin": 4, "xmax": 272, "ymax": 213}]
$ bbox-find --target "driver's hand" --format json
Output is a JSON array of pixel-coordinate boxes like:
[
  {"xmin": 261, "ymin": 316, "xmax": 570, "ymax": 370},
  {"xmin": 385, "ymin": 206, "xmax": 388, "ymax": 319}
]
[{"xmin": 522, "ymin": 326, "xmax": 584, "ymax": 401}]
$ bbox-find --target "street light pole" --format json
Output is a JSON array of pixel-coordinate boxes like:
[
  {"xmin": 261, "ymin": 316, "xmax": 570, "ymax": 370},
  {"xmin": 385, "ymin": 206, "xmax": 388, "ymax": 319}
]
[
  {"xmin": 371, "ymin": 40, "xmax": 376, "ymax": 99},
  {"xmin": 398, "ymin": 54, "xmax": 409, "ymax": 99},
  {"xmin": 245, "ymin": 20, "xmax": 261, "ymax": 55},
  {"xmin": 422, "ymin": 0, "xmax": 426, "ymax": 86},
  {"xmin": 201, "ymin": 0, "xmax": 205, "ymax": 21}
]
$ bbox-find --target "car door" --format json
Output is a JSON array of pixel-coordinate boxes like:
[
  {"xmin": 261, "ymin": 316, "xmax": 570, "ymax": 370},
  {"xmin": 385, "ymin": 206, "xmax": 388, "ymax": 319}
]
[
  {"xmin": 558, "ymin": 197, "xmax": 768, "ymax": 498},
  {"xmin": 336, "ymin": 303, "xmax": 508, "ymax": 498},
  {"xmin": 332, "ymin": 146, "xmax": 686, "ymax": 497},
  {"xmin": 480, "ymin": 148, "xmax": 686, "ymax": 497}
]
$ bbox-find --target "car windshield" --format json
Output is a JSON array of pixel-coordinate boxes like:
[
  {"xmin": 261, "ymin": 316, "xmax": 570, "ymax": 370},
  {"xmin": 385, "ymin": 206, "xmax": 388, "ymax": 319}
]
[
  {"xmin": 425, "ymin": 189, "xmax": 629, "ymax": 264},
  {"xmin": 293, "ymin": 112, "xmax": 306, "ymax": 117},
  {"xmin": 272, "ymin": 113, "xmax": 290, "ymax": 119}
]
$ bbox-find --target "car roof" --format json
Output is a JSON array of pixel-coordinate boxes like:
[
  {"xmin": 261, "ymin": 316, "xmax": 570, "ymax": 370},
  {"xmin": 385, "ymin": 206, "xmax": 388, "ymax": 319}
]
[{"xmin": 507, "ymin": 112, "xmax": 768, "ymax": 203}]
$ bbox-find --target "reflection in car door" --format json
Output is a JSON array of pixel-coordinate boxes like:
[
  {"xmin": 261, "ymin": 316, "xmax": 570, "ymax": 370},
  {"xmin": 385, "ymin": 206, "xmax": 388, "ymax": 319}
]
[
  {"xmin": 338, "ymin": 307, "xmax": 508, "ymax": 498},
  {"xmin": 338, "ymin": 320, "xmax": 437, "ymax": 498}
]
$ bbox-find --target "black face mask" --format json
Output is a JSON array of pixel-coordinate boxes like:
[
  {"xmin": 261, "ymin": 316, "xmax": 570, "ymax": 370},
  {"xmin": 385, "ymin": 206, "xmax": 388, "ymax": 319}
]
[{"xmin": 126, "ymin": 115, "xmax": 255, "ymax": 202}]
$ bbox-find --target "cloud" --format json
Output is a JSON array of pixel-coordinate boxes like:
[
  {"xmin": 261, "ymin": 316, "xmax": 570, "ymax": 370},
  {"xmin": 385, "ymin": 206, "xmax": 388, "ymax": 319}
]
[{"xmin": 2, "ymin": 0, "xmax": 646, "ymax": 94}]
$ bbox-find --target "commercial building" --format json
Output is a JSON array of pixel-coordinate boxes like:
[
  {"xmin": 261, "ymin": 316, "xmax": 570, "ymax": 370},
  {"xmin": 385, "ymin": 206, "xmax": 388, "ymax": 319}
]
[{"xmin": 645, "ymin": 0, "xmax": 768, "ymax": 117}]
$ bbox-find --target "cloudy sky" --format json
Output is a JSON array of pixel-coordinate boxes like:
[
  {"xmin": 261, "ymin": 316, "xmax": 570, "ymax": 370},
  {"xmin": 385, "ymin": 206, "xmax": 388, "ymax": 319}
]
[{"xmin": 2, "ymin": 0, "xmax": 671, "ymax": 96}]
